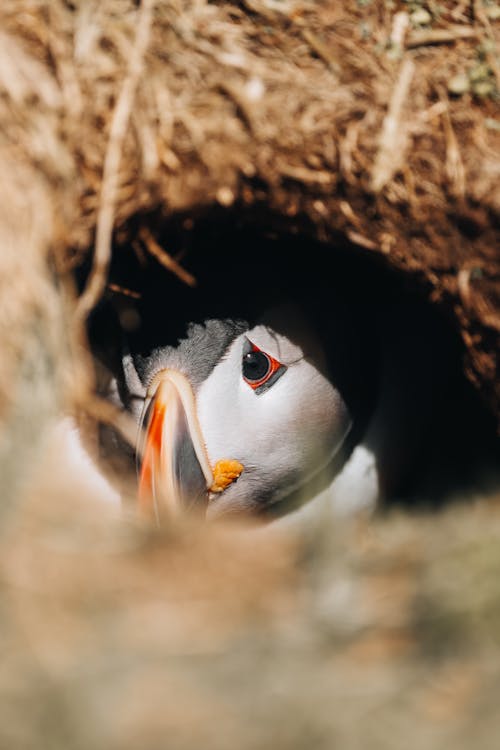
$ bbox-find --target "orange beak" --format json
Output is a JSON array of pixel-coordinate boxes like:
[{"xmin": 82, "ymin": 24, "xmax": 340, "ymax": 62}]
[{"xmin": 137, "ymin": 370, "xmax": 214, "ymax": 521}]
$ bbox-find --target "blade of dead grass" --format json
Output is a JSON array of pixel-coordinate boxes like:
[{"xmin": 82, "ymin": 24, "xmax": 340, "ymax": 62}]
[
  {"xmin": 75, "ymin": 0, "xmax": 154, "ymax": 324},
  {"xmin": 371, "ymin": 57, "xmax": 415, "ymax": 194}
]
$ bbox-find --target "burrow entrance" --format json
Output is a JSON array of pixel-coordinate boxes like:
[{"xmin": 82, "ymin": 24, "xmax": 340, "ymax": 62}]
[{"xmin": 85, "ymin": 207, "xmax": 499, "ymax": 514}]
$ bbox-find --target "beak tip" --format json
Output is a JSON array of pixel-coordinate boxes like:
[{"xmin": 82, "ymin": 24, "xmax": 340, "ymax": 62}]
[{"xmin": 137, "ymin": 370, "xmax": 216, "ymax": 520}]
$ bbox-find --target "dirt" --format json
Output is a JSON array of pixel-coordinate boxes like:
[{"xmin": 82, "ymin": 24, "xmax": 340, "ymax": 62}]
[{"xmin": 0, "ymin": 0, "xmax": 498, "ymax": 425}]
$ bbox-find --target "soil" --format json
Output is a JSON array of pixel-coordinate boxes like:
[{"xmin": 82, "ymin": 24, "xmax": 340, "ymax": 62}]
[{"xmin": 0, "ymin": 0, "xmax": 499, "ymax": 426}]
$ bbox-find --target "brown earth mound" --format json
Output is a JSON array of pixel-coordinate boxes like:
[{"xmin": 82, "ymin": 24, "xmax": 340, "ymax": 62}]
[{"xmin": 1, "ymin": 0, "xmax": 499, "ymax": 443}]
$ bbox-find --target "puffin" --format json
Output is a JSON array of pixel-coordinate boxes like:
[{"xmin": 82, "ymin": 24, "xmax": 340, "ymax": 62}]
[
  {"xmin": 114, "ymin": 306, "xmax": 368, "ymax": 521},
  {"xmin": 95, "ymin": 278, "xmax": 425, "ymax": 523},
  {"xmin": 92, "ymin": 229, "xmax": 490, "ymax": 522}
]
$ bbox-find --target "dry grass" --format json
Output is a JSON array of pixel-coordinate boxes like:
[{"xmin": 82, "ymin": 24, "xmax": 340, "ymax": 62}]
[{"xmin": 0, "ymin": 0, "xmax": 499, "ymax": 421}]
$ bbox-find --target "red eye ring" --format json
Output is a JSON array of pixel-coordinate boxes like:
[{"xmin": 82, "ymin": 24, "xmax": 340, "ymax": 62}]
[{"xmin": 242, "ymin": 340, "xmax": 286, "ymax": 392}]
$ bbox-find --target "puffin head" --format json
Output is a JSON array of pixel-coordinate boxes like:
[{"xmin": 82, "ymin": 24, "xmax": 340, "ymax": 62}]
[{"xmin": 123, "ymin": 308, "xmax": 352, "ymax": 522}]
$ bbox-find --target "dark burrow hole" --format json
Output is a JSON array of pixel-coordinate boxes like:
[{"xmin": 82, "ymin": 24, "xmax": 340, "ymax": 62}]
[{"xmin": 84, "ymin": 208, "xmax": 499, "ymax": 518}]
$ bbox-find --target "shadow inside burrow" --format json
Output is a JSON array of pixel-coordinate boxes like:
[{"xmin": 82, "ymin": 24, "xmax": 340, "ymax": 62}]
[{"xmin": 82, "ymin": 207, "xmax": 499, "ymax": 517}]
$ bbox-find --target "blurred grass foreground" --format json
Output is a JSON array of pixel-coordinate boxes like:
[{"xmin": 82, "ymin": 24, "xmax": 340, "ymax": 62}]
[{"xmin": 2, "ymin": 435, "xmax": 500, "ymax": 750}]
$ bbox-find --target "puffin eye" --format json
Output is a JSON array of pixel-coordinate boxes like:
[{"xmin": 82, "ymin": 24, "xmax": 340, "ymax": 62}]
[
  {"xmin": 243, "ymin": 350, "xmax": 271, "ymax": 382},
  {"xmin": 242, "ymin": 339, "xmax": 286, "ymax": 393}
]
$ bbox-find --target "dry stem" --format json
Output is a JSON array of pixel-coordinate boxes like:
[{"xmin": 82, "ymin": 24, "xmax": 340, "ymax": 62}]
[
  {"xmin": 108, "ymin": 282, "xmax": 141, "ymax": 300},
  {"xmin": 300, "ymin": 29, "xmax": 339, "ymax": 73},
  {"xmin": 75, "ymin": 0, "xmax": 154, "ymax": 324},
  {"xmin": 371, "ymin": 58, "xmax": 415, "ymax": 194},
  {"xmin": 406, "ymin": 27, "xmax": 477, "ymax": 49},
  {"xmin": 139, "ymin": 227, "xmax": 197, "ymax": 287},
  {"xmin": 441, "ymin": 103, "xmax": 466, "ymax": 200}
]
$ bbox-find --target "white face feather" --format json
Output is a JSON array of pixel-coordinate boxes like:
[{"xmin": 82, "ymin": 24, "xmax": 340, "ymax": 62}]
[{"xmin": 197, "ymin": 322, "xmax": 352, "ymax": 514}]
